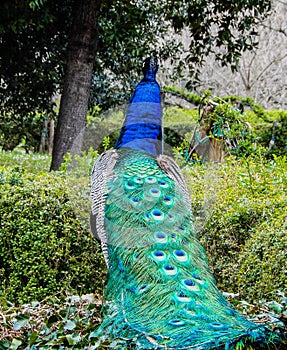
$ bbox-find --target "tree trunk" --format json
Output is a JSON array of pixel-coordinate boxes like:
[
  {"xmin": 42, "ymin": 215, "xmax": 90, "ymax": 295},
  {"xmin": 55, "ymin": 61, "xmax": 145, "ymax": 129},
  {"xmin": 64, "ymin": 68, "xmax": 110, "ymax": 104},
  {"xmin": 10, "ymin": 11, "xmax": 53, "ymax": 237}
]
[
  {"xmin": 50, "ymin": 0, "xmax": 101, "ymax": 170},
  {"xmin": 48, "ymin": 119, "xmax": 55, "ymax": 155},
  {"xmin": 39, "ymin": 118, "xmax": 48, "ymax": 153}
]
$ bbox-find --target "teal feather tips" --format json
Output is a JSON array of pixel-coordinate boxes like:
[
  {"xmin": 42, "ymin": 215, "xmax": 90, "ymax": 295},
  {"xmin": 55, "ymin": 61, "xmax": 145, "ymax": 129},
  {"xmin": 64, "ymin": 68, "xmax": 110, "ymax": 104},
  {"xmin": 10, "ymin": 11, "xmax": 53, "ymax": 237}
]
[{"xmin": 91, "ymin": 149, "xmax": 284, "ymax": 349}]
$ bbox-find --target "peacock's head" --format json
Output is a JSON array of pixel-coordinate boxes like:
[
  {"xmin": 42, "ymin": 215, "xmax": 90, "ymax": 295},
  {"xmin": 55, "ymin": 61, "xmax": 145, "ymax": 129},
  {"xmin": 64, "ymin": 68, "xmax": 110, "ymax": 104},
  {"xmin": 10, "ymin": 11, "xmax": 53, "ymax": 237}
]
[{"xmin": 142, "ymin": 54, "xmax": 158, "ymax": 76}]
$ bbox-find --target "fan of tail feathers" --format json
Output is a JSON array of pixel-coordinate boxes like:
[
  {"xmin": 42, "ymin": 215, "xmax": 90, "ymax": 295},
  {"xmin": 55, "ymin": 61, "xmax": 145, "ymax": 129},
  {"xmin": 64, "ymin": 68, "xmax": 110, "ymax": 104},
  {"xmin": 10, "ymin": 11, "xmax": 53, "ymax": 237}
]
[{"xmin": 90, "ymin": 56, "xmax": 284, "ymax": 349}]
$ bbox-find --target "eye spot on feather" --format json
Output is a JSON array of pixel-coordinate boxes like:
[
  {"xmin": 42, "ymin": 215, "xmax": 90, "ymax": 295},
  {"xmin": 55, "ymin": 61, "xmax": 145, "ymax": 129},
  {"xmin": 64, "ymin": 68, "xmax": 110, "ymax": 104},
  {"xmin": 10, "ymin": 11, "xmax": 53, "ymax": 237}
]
[
  {"xmin": 163, "ymin": 264, "xmax": 177, "ymax": 276},
  {"xmin": 167, "ymin": 213, "xmax": 174, "ymax": 222},
  {"xmin": 184, "ymin": 279, "xmax": 195, "ymax": 287},
  {"xmin": 152, "ymin": 250, "xmax": 166, "ymax": 261},
  {"xmin": 170, "ymin": 233, "xmax": 177, "ymax": 242},
  {"xmin": 216, "ymin": 331, "xmax": 230, "ymax": 336},
  {"xmin": 173, "ymin": 249, "xmax": 188, "ymax": 262},
  {"xmin": 135, "ymin": 178, "xmax": 143, "ymax": 184},
  {"xmin": 151, "ymin": 209, "xmax": 164, "ymax": 221},
  {"xmin": 168, "ymin": 320, "xmax": 185, "ymax": 327},
  {"xmin": 163, "ymin": 195, "xmax": 173, "ymax": 206},
  {"xmin": 138, "ymin": 284, "xmax": 148, "ymax": 293},
  {"xmin": 209, "ymin": 323, "xmax": 226, "ymax": 330},
  {"xmin": 176, "ymin": 292, "xmax": 191, "ymax": 303},
  {"xmin": 131, "ymin": 197, "xmax": 140, "ymax": 205},
  {"xmin": 133, "ymin": 252, "xmax": 140, "ymax": 260},
  {"xmin": 149, "ymin": 188, "xmax": 161, "ymax": 198},
  {"xmin": 145, "ymin": 176, "xmax": 157, "ymax": 184},
  {"xmin": 155, "ymin": 232, "xmax": 167, "ymax": 243},
  {"xmin": 182, "ymin": 279, "xmax": 199, "ymax": 291},
  {"xmin": 124, "ymin": 181, "xmax": 136, "ymax": 191},
  {"xmin": 106, "ymin": 185, "xmax": 113, "ymax": 192},
  {"xmin": 192, "ymin": 273, "xmax": 204, "ymax": 284},
  {"xmin": 158, "ymin": 180, "xmax": 169, "ymax": 189}
]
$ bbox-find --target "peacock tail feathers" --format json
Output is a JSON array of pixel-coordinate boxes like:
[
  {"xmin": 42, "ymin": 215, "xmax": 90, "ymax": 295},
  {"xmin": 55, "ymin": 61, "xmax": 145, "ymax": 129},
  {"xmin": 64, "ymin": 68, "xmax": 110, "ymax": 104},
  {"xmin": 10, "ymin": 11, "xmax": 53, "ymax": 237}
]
[
  {"xmin": 91, "ymin": 148, "xmax": 282, "ymax": 349},
  {"xmin": 90, "ymin": 56, "xmax": 284, "ymax": 349}
]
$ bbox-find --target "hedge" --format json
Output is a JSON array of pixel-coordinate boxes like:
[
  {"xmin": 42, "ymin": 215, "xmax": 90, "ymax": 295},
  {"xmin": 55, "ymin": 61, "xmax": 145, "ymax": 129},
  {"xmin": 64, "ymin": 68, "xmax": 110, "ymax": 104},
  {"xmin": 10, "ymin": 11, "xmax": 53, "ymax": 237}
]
[
  {"xmin": 184, "ymin": 155, "xmax": 287, "ymax": 302},
  {"xmin": 0, "ymin": 166, "xmax": 106, "ymax": 305}
]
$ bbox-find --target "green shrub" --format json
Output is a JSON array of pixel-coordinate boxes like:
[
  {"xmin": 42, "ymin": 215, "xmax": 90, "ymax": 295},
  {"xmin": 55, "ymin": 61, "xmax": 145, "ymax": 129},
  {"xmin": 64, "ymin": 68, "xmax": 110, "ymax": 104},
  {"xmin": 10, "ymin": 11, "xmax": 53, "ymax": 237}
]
[
  {"xmin": 243, "ymin": 110, "xmax": 287, "ymax": 159},
  {"xmin": 184, "ymin": 155, "xmax": 287, "ymax": 302},
  {"xmin": 265, "ymin": 112, "xmax": 287, "ymax": 158},
  {"xmin": 0, "ymin": 148, "xmax": 51, "ymax": 173},
  {"xmin": 0, "ymin": 167, "xmax": 106, "ymax": 305},
  {"xmin": 235, "ymin": 216, "xmax": 287, "ymax": 302}
]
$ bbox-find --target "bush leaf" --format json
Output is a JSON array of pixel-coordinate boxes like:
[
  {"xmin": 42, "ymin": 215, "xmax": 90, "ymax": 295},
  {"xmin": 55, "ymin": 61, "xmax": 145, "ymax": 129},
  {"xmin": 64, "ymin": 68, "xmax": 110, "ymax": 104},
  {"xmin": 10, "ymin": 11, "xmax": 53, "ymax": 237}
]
[
  {"xmin": 13, "ymin": 314, "xmax": 29, "ymax": 330},
  {"xmin": 64, "ymin": 319, "xmax": 76, "ymax": 331}
]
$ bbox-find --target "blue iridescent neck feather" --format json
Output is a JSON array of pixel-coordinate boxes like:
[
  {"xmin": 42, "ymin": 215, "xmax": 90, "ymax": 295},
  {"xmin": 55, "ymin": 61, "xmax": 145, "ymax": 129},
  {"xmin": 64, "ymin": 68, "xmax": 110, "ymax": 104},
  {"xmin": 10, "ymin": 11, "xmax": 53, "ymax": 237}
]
[{"xmin": 114, "ymin": 59, "xmax": 162, "ymax": 156}]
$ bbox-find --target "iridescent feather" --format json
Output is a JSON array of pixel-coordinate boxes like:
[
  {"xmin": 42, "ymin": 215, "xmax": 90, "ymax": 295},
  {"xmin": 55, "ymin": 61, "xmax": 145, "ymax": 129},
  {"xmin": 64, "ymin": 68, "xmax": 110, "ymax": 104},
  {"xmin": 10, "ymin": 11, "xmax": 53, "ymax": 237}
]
[{"xmin": 90, "ymin": 56, "xmax": 283, "ymax": 349}]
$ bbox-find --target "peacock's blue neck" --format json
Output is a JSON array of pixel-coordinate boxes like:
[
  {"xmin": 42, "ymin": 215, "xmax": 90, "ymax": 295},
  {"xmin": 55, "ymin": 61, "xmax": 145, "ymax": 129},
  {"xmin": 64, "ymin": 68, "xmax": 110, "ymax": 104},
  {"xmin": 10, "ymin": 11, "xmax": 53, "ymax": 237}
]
[{"xmin": 114, "ymin": 67, "xmax": 163, "ymax": 156}]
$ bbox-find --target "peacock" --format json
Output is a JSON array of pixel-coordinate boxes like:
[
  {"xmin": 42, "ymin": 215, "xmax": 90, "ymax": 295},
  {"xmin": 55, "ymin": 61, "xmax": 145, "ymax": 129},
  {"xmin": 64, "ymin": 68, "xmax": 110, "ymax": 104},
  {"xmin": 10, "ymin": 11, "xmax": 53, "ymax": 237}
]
[{"xmin": 90, "ymin": 56, "xmax": 283, "ymax": 349}]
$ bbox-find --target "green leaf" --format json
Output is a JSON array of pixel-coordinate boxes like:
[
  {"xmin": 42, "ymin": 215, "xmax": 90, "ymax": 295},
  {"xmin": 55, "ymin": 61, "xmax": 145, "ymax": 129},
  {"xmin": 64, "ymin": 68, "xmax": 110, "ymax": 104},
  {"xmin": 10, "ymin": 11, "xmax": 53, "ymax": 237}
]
[
  {"xmin": 13, "ymin": 314, "xmax": 29, "ymax": 330},
  {"xmin": 29, "ymin": 331, "xmax": 39, "ymax": 346},
  {"xmin": 268, "ymin": 301, "xmax": 283, "ymax": 314},
  {"xmin": 0, "ymin": 339, "xmax": 10, "ymax": 348},
  {"xmin": 88, "ymin": 330, "xmax": 99, "ymax": 339},
  {"xmin": 9, "ymin": 339, "xmax": 22, "ymax": 350},
  {"xmin": 64, "ymin": 319, "xmax": 76, "ymax": 331},
  {"xmin": 66, "ymin": 334, "xmax": 81, "ymax": 345}
]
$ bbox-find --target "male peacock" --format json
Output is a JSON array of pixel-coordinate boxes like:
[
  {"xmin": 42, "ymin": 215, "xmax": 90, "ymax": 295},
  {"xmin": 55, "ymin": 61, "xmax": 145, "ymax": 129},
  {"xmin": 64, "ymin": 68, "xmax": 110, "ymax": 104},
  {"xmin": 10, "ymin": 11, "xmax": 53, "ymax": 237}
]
[{"xmin": 90, "ymin": 57, "xmax": 283, "ymax": 349}]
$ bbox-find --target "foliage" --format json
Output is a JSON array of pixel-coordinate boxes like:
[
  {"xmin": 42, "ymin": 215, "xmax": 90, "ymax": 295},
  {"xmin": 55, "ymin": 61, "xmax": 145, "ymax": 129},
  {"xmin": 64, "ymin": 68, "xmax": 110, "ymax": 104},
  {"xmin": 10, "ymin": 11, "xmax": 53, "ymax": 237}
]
[
  {"xmin": 235, "ymin": 215, "xmax": 287, "ymax": 301},
  {"xmin": 0, "ymin": 165, "xmax": 106, "ymax": 305},
  {"xmin": 265, "ymin": 112, "xmax": 287, "ymax": 158},
  {"xmin": 163, "ymin": 89, "xmax": 287, "ymax": 161},
  {"xmin": 164, "ymin": 86, "xmax": 267, "ymax": 118},
  {"xmin": 184, "ymin": 154, "xmax": 287, "ymax": 303},
  {"xmin": 0, "ymin": 0, "xmax": 68, "ymax": 116},
  {"xmin": 0, "ymin": 0, "xmax": 272, "ymax": 139},
  {"xmin": 0, "ymin": 294, "xmax": 103, "ymax": 349},
  {"xmin": 0, "ymin": 0, "xmax": 68, "ymax": 153},
  {"xmin": 0, "ymin": 293, "xmax": 286, "ymax": 350},
  {"xmin": 0, "ymin": 112, "xmax": 47, "ymax": 152},
  {"xmin": 162, "ymin": 0, "xmax": 272, "ymax": 81},
  {"xmin": 0, "ymin": 147, "xmax": 286, "ymax": 347},
  {"xmin": 0, "ymin": 148, "xmax": 51, "ymax": 173},
  {"xmin": 163, "ymin": 86, "xmax": 206, "ymax": 106},
  {"xmin": 203, "ymin": 101, "xmax": 259, "ymax": 158}
]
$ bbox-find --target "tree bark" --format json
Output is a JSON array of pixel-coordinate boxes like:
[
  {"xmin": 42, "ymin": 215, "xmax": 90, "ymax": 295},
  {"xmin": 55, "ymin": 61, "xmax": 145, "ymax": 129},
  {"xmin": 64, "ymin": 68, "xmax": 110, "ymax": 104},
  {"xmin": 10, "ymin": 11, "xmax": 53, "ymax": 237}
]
[
  {"xmin": 48, "ymin": 119, "xmax": 55, "ymax": 155},
  {"xmin": 39, "ymin": 118, "xmax": 48, "ymax": 153},
  {"xmin": 50, "ymin": 0, "xmax": 101, "ymax": 170}
]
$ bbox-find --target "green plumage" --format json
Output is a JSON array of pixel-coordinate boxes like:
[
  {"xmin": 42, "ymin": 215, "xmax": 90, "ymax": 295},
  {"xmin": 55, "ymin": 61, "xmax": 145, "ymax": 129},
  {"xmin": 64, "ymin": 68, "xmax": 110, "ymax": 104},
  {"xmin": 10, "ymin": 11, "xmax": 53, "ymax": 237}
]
[
  {"xmin": 90, "ymin": 57, "xmax": 283, "ymax": 348},
  {"xmin": 93, "ymin": 148, "xmax": 280, "ymax": 349}
]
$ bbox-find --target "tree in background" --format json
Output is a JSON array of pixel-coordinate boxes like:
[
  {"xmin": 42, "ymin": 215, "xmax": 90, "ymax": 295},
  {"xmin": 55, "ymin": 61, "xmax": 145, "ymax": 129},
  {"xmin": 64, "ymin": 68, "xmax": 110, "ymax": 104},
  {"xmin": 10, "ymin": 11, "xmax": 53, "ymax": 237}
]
[
  {"xmin": 194, "ymin": 0, "xmax": 287, "ymax": 109},
  {"xmin": 0, "ymin": 0, "xmax": 273, "ymax": 169},
  {"xmin": 0, "ymin": 1, "xmax": 70, "ymax": 152},
  {"xmin": 50, "ymin": 0, "xmax": 100, "ymax": 170}
]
